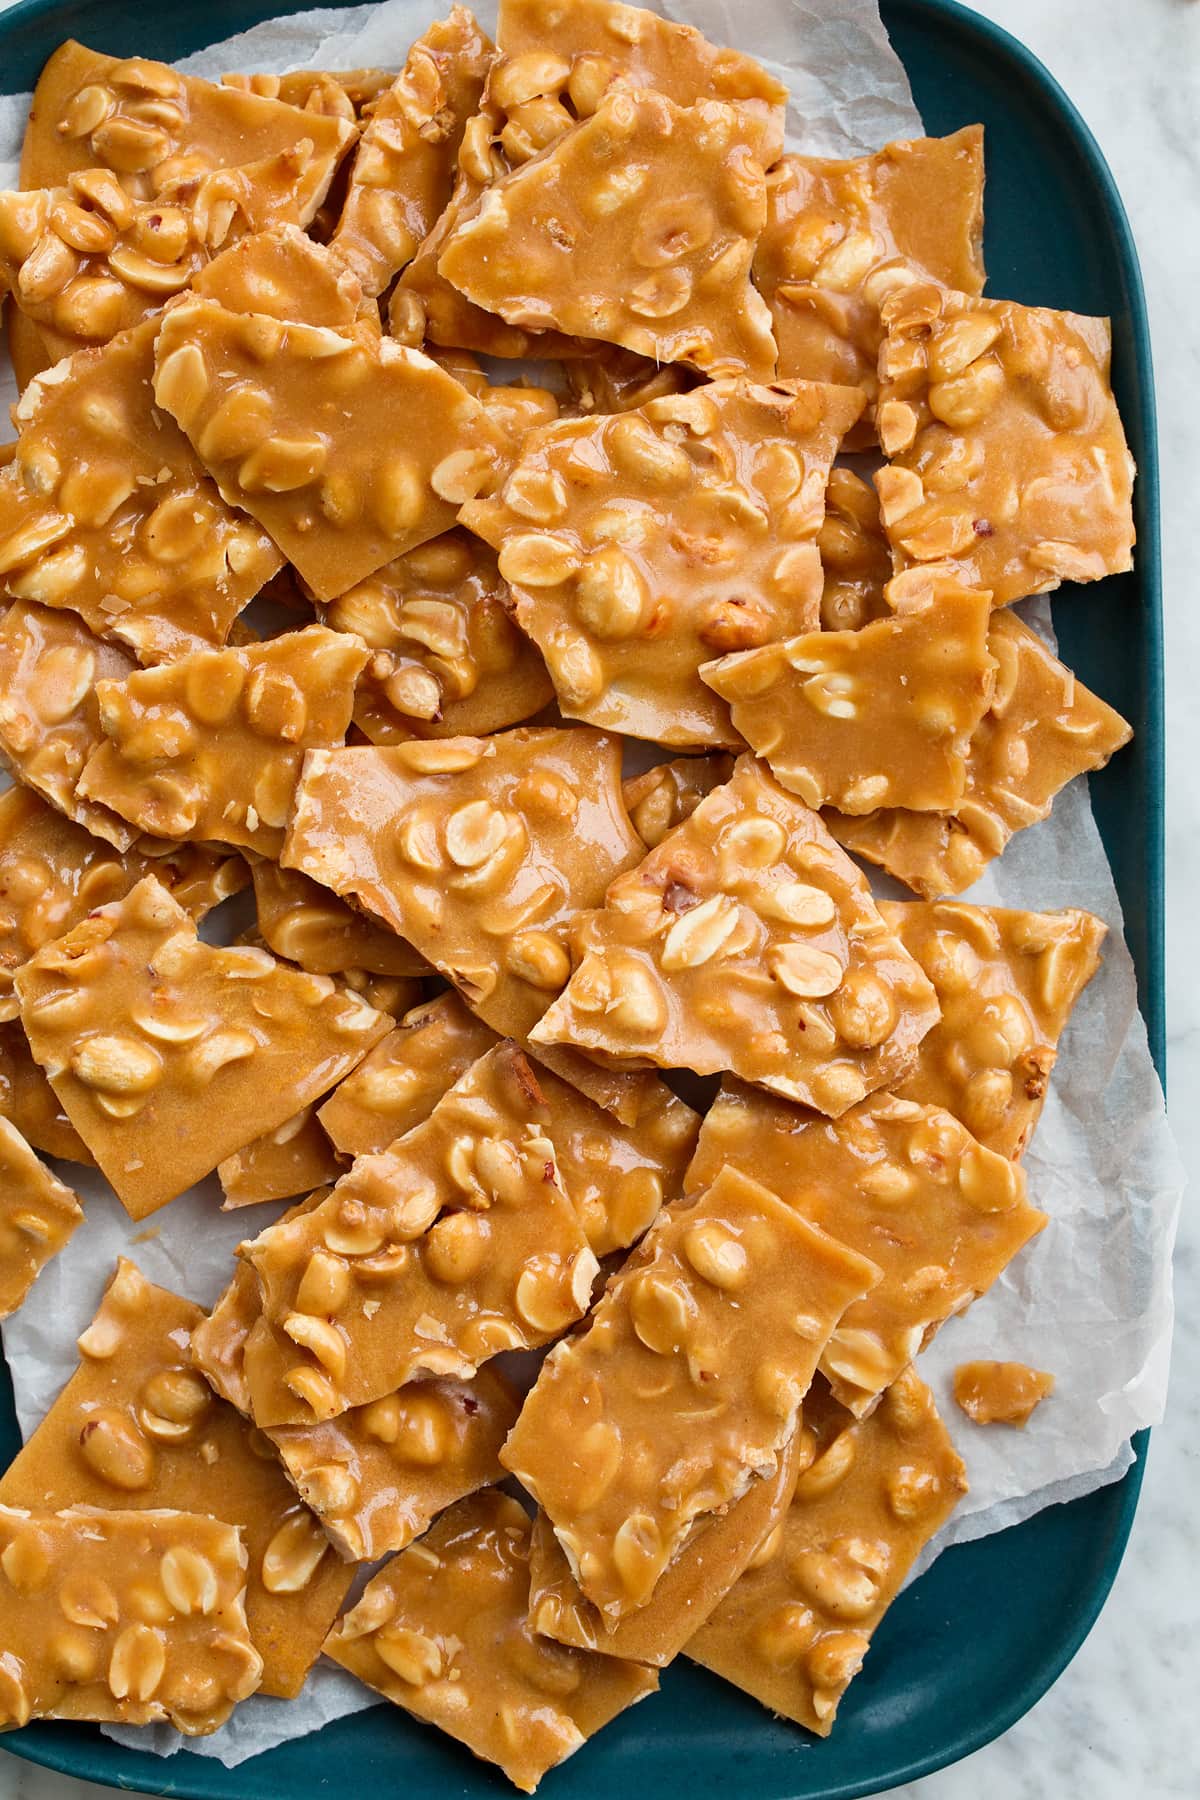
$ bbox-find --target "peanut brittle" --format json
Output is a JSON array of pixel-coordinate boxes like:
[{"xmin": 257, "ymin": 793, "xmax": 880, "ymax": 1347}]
[
  {"xmin": 325, "ymin": 529, "xmax": 553, "ymax": 741},
  {"xmin": 15, "ymin": 876, "xmax": 389, "ymax": 1219},
  {"xmin": 250, "ymin": 860, "xmax": 426, "ymax": 979},
  {"xmin": 0, "ymin": 1019, "xmax": 91, "ymax": 1163},
  {"xmin": 881, "ymin": 900, "xmax": 1107, "ymax": 1157},
  {"xmin": 22, "ymin": 42, "xmax": 354, "ymax": 221},
  {"xmin": 462, "ymin": 382, "xmax": 863, "ymax": 747},
  {"xmin": 531, "ymin": 756, "xmax": 939, "ymax": 1116},
  {"xmin": 687, "ymin": 1370, "xmax": 966, "ymax": 1735},
  {"xmin": 76, "ymin": 625, "xmax": 368, "ymax": 857},
  {"xmin": 818, "ymin": 468, "xmax": 890, "ymax": 630},
  {"xmin": 324, "ymin": 1490, "xmax": 658, "ymax": 1793},
  {"xmin": 283, "ymin": 730, "xmax": 644, "ymax": 1041},
  {"xmin": 702, "ymin": 584, "xmax": 996, "ymax": 813},
  {"xmin": 684, "ymin": 1083, "xmax": 1046, "ymax": 1415},
  {"xmin": 623, "ymin": 755, "xmax": 737, "ymax": 851},
  {"xmin": 953, "ymin": 1359, "xmax": 1055, "ymax": 1426},
  {"xmin": 0, "ymin": 1115, "xmax": 83, "ymax": 1317},
  {"xmin": 217, "ymin": 1105, "xmax": 343, "ymax": 1210},
  {"xmin": 0, "ymin": 1259, "xmax": 350, "ymax": 1699},
  {"xmin": 0, "ymin": 1502, "xmax": 261, "ymax": 1733},
  {"xmin": 527, "ymin": 1428, "xmax": 806, "ymax": 1668},
  {"xmin": 439, "ymin": 92, "xmax": 777, "ymax": 380},
  {"xmin": 243, "ymin": 1043, "xmax": 597, "ymax": 1425},
  {"xmin": 270, "ymin": 1367, "xmax": 521, "ymax": 1561},
  {"xmin": 7, "ymin": 305, "xmax": 53, "ymax": 391},
  {"xmin": 319, "ymin": 994, "xmax": 497, "ymax": 1159},
  {"xmin": 222, "ymin": 70, "xmax": 392, "ymax": 120},
  {"xmin": 332, "ymin": 8, "xmax": 493, "ymax": 296},
  {"xmin": 756, "ymin": 129, "xmax": 985, "ymax": 439},
  {"xmin": 563, "ymin": 347, "xmax": 695, "ymax": 416},
  {"xmin": 154, "ymin": 297, "xmax": 510, "ymax": 602},
  {"xmin": 0, "ymin": 318, "xmax": 282, "ymax": 662},
  {"xmin": 826, "ymin": 611, "xmax": 1133, "ymax": 897},
  {"xmin": 190, "ymin": 221, "xmax": 366, "ymax": 325},
  {"xmin": 875, "ymin": 284, "xmax": 1136, "ymax": 602},
  {"xmin": 193, "ymin": 1208, "xmax": 326, "ymax": 1417},
  {"xmin": 503, "ymin": 1165, "xmax": 880, "ymax": 1620}
]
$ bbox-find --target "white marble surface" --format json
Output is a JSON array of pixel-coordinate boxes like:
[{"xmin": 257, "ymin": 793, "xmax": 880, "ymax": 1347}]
[{"xmin": 0, "ymin": 0, "xmax": 1196, "ymax": 1796}]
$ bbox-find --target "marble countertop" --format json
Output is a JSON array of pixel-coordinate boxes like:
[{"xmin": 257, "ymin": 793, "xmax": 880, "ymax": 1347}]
[{"xmin": 0, "ymin": 0, "xmax": 1196, "ymax": 1796}]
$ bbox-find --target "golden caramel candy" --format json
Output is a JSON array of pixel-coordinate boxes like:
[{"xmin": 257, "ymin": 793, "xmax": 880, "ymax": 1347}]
[
  {"xmin": 688, "ymin": 1370, "xmax": 966, "ymax": 1734},
  {"xmin": 0, "ymin": 1019, "xmax": 91, "ymax": 1164},
  {"xmin": 502, "ymin": 1165, "xmax": 881, "ymax": 1621},
  {"xmin": 875, "ymin": 283, "xmax": 1136, "ymax": 603},
  {"xmin": 283, "ymin": 729, "xmax": 644, "ymax": 1042},
  {"xmin": 222, "ymin": 69, "xmax": 392, "ymax": 120},
  {"xmin": 953, "ymin": 1359, "xmax": 1055, "ymax": 1426},
  {"xmin": 325, "ymin": 1490, "xmax": 658, "ymax": 1791},
  {"xmin": 217, "ymin": 1104, "xmax": 343, "ymax": 1210},
  {"xmin": 242, "ymin": 1043, "xmax": 597, "ymax": 1425},
  {"xmin": 76, "ymin": 625, "xmax": 368, "ymax": 857},
  {"xmin": 462, "ymin": 381, "xmax": 862, "ymax": 747},
  {"xmin": 0, "ymin": 1115, "xmax": 83, "ymax": 1318},
  {"xmin": 532, "ymin": 756, "xmax": 939, "ymax": 1117},
  {"xmin": 325, "ymin": 529, "xmax": 553, "ymax": 741},
  {"xmin": 528, "ymin": 1429, "xmax": 807, "ymax": 1668},
  {"xmin": 702, "ymin": 584, "xmax": 996, "ymax": 813},
  {"xmin": 154, "ymin": 296, "xmax": 510, "ymax": 602},
  {"xmin": 881, "ymin": 900, "xmax": 1107, "ymax": 1157},
  {"xmin": 684, "ymin": 1082, "xmax": 1047, "ymax": 1414},
  {"xmin": 622, "ymin": 755, "xmax": 737, "ymax": 851},
  {"xmin": 22, "ymin": 40, "xmax": 354, "ymax": 219},
  {"xmin": 0, "ymin": 1503, "xmax": 261, "ymax": 1734},
  {"xmin": 16, "ymin": 876, "xmax": 389, "ymax": 1219},
  {"xmin": 332, "ymin": 7, "xmax": 493, "ymax": 296},
  {"xmin": 270, "ymin": 1367, "xmax": 521, "ymax": 1560},
  {"xmin": 756, "ymin": 129, "xmax": 985, "ymax": 442},
  {"xmin": 826, "ymin": 612, "xmax": 1133, "ymax": 897},
  {"xmin": 0, "ymin": 1259, "xmax": 350, "ymax": 1700},
  {"xmin": 250, "ymin": 860, "xmax": 427, "ymax": 980},
  {"xmin": 190, "ymin": 221, "xmax": 367, "ymax": 325},
  {"xmin": 7, "ymin": 303, "xmax": 53, "ymax": 392},
  {"xmin": 439, "ymin": 91, "xmax": 777, "ymax": 380},
  {"xmin": 0, "ymin": 318, "xmax": 281, "ymax": 663},
  {"xmin": 563, "ymin": 347, "xmax": 695, "ymax": 417},
  {"xmin": 818, "ymin": 468, "xmax": 891, "ymax": 631},
  {"xmin": 192, "ymin": 1202, "xmax": 327, "ymax": 1418}
]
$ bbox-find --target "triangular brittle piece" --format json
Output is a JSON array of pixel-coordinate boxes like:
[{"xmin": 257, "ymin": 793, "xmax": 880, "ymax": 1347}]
[
  {"xmin": 76, "ymin": 624, "xmax": 368, "ymax": 856},
  {"xmin": 880, "ymin": 900, "xmax": 1107, "ymax": 1157},
  {"xmin": 462, "ymin": 381, "xmax": 863, "ymax": 747},
  {"xmin": 702, "ymin": 582, "xmax": 996, "ymax": 812},
  {"xmin": 217, "ymin": 1104, "xmax": 344, "ymax": 1210},
  {"xmin": 684, "ymin": 1081, "xmax": 1046, "ymax": 1413},
  {"xmin": 826, "ymin": 611, "xmax": 1133, "ymax": 896},
  {"xmin": 318, "ymin": 993, "xmax": 497, "ymax": 1159},
  {"xmin": 438, "ymin": 91, "xmax": 778, "ymax": 379},
  {"xmin": 531, "ymin": 756, "xmax": 939, "ymax": 1116},
  {"xmin": 249, "ymin": 861, "xmax": 426, "ymax": 979},
  {"xmin": 0, "ymin": 1115, "xmax": 83, "ymax": 1318},
  {"xmin": 15, "ymin": 876, "xmax": 389, "ymax": 1218}
]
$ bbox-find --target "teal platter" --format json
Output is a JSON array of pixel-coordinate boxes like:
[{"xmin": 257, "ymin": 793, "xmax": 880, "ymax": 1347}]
[{"xmin": 0, "ymin": 0, "xmax": 1164, "ymax": 1794}]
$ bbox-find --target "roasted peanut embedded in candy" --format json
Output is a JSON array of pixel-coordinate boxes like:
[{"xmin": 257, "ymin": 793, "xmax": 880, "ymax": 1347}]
[{"xmin": 318, "ymin": 995, "xmax": 498, "ymax": 1160}]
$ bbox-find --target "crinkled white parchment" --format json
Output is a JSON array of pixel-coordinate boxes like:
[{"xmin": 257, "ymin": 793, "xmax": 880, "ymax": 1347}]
[{"xmin": 0, "ymin": 0, "xmax": 1183, "ymax": 1767}]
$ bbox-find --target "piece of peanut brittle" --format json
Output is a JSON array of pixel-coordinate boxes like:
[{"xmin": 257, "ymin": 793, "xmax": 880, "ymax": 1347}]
[
  {"xmin": 217, "ymin": 1104, "xmax": 343, "ymax": 1210},
  {"xmin": 953, "ymin": 1359, "xmax": 1055, "ymax": 1426},
  {"xmin": 324, "ymin": 1491, "xmax": 658, "ymax": 1794},
  {"xmin": 318, "ymin": 994, "xmax": 497, "ymax": 1159},
  {"xmin": 818, "ymin": 468, "xmax": 891, "ymax": 630},
  {"xmin": 190, "ymin": 221, "xmax": 368, "ymax": 326},
  {"xmin": 562, "ymin": 346, "xmax": 696, "ymax": 416},
  {"xmin": 0, "ymin": 1114, "xmax": 83, "ymax": 1318},
  {"xmin": 0, "ymin": 1019, "xmax": 91, "ymax": 1163},
  {"xmin": 222, "ymin": 69, "xmax": 392, "ymax": 120},
  {"xmin": 15, "ymin": 875, "xmax": 389, "ymax": 1218},
  {"xmin": 622, "ymin": 755, "xmax": 737, "ymax": 851},
  {"xmin": 687, "ymin": 1370, "xmax": 966, "ymax": 1735},
  {"xmin": 249, "ymin": 860, "xmax": 426, "ymax": 979},
  {"xmin": 875, "ymin": 283, "xmax": 1136, "ymax": 602},
  {"xmin": 825, "ymin": 611, "xmax": 1133, "ymax": 897},
  {"xmin": 531, "ymin": 756, "xmax": 940, "ymax": 1116}
]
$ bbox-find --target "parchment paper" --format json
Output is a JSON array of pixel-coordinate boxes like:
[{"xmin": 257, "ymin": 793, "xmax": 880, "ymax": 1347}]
[{"xmin": 0, "ymin": 0, "xmax": 1183, "ymax": 1766}]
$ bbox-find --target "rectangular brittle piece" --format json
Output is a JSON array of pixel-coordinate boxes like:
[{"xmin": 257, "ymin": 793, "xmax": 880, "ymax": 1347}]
[{"xmin": 0, "ymin": 1115, "xmax": 83, "ymax": 1318}]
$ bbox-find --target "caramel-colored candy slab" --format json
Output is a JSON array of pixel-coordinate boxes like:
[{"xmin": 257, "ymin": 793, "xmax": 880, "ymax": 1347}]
[
  {"xmin": 191, "ymin": 221, "xmax": 366, "ymax": 326},
  {"xmin": 439, "ymin": 92, "xmax": 777, "ymax": 380},
  {"xmin": 0, "ymin": 1502, "xmax": 261, "ymax": 1734},
  {"xmin": 0, "ymin": 318, "xmax": 282, "ymax": 662},
  {"xmin": 528, "ymin": 1428, "xmax": 806, "ymax": 1668},
  {"xmin": 623, "ymin": 755, "xmax": 737, "ymax": 851},
  {"xmin": 563, "ymin": 347, "xmax": 695, "ymax": 417},
  {"xmin": 881, "ymin": 900, "xmax": 1107, "ymax": 1157},
  {"xmin": 325, "ymin": 1490, "xmax": 658, "ymax": 1793},
  {"xmin": 250, "ymin": 860, "xmax": 426, "ymax": 979},
  {"xmin": 953, "ymin": 1359, "xmax": 1055, "ymax": 1426},
  {"xmin": 270, "ymin": 1367, "xmax": 521, "ymax": 1561},
  {"xmin": 826, "ymin": 612, "xmax": 1133, "ymax": 897},
  {"xmin": 319, "ymin": 994, "xmax": 497, "ymax": 1159},
  {"xmin": 0, "ymin": 1259, "xmax": 349, "ymax": 1701},
  {"xmin": 283, "ymin": 730, "xmax": 644, "ymax": 1041},
  {"xmin": 77, "ymin": 626, "xmax": 367, "ymax": 857},
  {"xmin": 16, "ymin": 876, "xmax": 389, "ymax": 1219},
  {"xmin": 243, "ymin": 1043, "xmax": 597, "ymax": 1425},
  {"xmin": 22, "ymin": 41, "xmax": 354, "ymax": 220},
  {"xmin": 332, "ymin": 7, "xmax": 493, "ymax": 296},
  {"xmin": 0, "ymin": 1115, "xmax": 83, "ymax": 1318},
  {"xmin": 218, "ymin": 1105, "xmax": 343, "ymax": 1210},
  {"xmin": 685, "ymin": 1082, "xmax": 1046, "ymax": 1414},
  {"xmin": 687, "ymin": 1370, "xmax": 966, "ymax": 1735},
  {"xmin": 757, "ymin": 129, "xmax": 985, "ymax": 441},
  {"xmin": 532, "ymin": 756, "xmax": 939, "ymax": 1116},
  {"xmin": 325, "ymin": 529, "xmax": 553, "ymax": 741},
  {"xmin": 154, "ymin": 298, "xmax": 509, "ymax": 602},
  {"xmin": 702, "ymin": 585, "xmax": 995, "ymax": 813},
  {"xmin": 0, "ymin": 1019, "xmax": 91, "ymax": 1163},
  {"xmin": 876, "ymin": 283, "xmax": 1136, "ymax": 603},
  {"xmin": 502, "ymin": 1165, "xmax": 880, "ymax": 1621},
  {"xmin": 462, "ymin": 382, "xmax": 861, "ymax": 747},
  {"xmin": 818, "ymin": 468, "xmax": 891, "ymax": 631}
]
